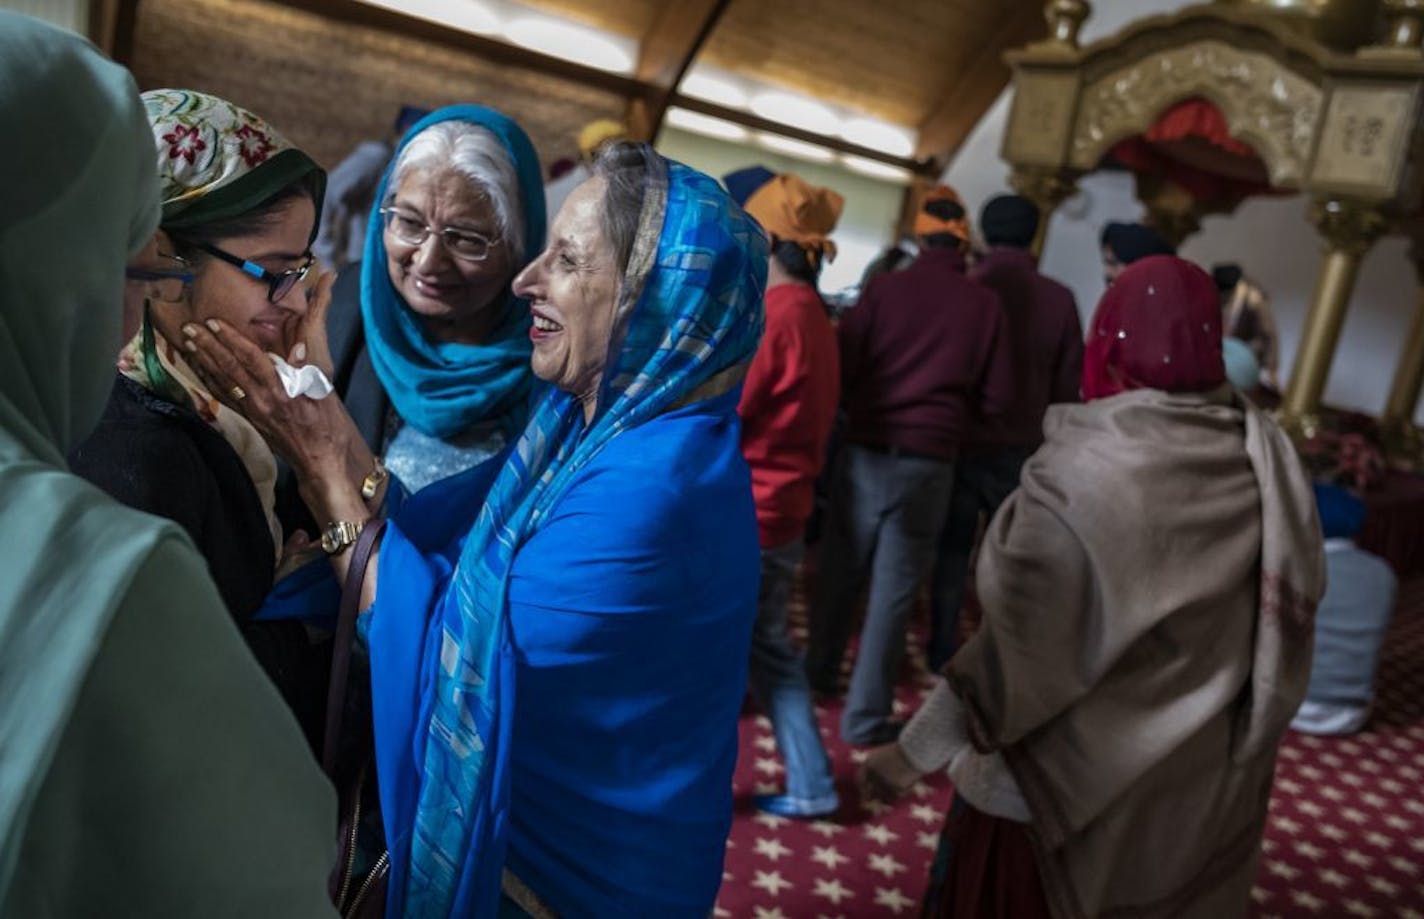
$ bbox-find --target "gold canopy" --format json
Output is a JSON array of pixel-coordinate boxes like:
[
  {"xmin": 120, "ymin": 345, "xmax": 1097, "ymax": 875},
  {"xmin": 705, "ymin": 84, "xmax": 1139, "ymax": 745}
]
[{"xmin": 1001, "ymin": 0, "xmax": 1424, "ymax": 450}]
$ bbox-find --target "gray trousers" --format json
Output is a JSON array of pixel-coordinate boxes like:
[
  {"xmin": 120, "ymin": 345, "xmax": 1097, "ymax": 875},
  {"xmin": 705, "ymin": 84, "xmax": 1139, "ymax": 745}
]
[{"xmin": 806, "ymin": 443, "xmax": 956, "ymax": 744}]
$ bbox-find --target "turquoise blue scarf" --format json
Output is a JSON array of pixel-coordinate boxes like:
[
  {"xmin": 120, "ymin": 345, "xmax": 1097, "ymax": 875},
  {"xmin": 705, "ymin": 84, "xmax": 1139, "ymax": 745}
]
[
  {"xmin": 396, "ymin": 153, "xmax": 767, "ymax": 915},
  {"xmin": 360, "ymin": 106, "xmax": 546, "ymax": 439}
]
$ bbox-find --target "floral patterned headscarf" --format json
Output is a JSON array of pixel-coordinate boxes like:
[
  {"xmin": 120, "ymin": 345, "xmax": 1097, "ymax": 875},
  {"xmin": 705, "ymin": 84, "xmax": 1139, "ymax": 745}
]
[{"xmin": 141, "ymin": 89, "xmax": 325, "ymax": 238}]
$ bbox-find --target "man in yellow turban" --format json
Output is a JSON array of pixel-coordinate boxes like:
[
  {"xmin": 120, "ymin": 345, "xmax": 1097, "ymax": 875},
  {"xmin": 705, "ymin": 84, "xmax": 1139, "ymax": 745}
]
[{"xmin": 545, "ymin": 118, "xmax": 631, "ymax": 217}]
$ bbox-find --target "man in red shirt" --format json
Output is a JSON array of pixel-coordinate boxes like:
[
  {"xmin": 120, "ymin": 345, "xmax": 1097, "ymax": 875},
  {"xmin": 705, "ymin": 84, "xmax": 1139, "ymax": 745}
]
[
  {"xmin": 736, "ymin": 171, "xmax": 844, "ymax": 818},
  {"xmin": 807, "ymin": 185, "xmax": 1015, "ymax": 746},
  {"xmin": 926, "ymin": 194, "xmax": 1083, "ymax": 671}
]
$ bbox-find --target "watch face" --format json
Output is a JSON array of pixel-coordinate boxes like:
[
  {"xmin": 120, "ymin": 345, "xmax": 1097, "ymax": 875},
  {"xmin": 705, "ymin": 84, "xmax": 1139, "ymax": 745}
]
[{"xmin": 322, "ymin": 522, "xmax": 352, "ymax": 554}]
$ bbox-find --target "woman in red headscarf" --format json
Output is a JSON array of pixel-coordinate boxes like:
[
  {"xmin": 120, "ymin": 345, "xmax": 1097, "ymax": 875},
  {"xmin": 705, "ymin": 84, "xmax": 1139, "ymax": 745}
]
[{"xmin": 861, "ymin": 256, "xmax": 1324, "ymax": 918}]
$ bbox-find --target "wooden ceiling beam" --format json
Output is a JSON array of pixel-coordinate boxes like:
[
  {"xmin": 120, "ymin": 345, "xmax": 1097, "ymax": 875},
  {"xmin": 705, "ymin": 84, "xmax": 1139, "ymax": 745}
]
[
  {"xmin": 269, "ymin": 0, "xmax": 648, "ymax": 98},
  {"xmin": 627, "ymin": 0, "xmax": 732, "ymax": 140},
  {"xmin": 670, "ymin": 95, "xmax": 937, "ymax": 176},
  {"xmin": 913, "ymin": 0, "xmax": 1046, "ymax": 168}
]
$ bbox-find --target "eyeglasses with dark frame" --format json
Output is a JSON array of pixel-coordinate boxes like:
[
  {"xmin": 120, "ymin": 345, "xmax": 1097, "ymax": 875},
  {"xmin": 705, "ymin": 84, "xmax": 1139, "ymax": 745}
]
[
  {"xmin": 379, "ymin": 206, "xmax": 495, "ymax": 262},
  {"xmin": 126, "ymin": 254, "xmax": 195, "ymax": 302},
  {"xmin": 178, "ymin": 239, "xmax": 315, "ymax": 303}
]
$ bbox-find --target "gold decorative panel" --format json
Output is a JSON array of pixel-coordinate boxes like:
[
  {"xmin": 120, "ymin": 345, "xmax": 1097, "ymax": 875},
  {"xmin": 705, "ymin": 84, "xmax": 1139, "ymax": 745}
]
[
  {"xmin": 1068, "ymin": 39, "xmax": 1323, "ymax": 188},
  {"xmin": 1310, "ymin": 81, "xmax": 1420, "ymax": 199},
  {"xmin": 1003, "ymin": 70, "xmax": 1080, "ymax": 167}
]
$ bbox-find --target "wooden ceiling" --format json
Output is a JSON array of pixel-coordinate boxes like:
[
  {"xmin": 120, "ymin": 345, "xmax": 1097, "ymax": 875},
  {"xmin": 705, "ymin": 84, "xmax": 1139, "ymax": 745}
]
[
  {"xmin": 516, "ymin": 0, "xmax": 1050, "ymax": 166},
  {"xmin": 701, "ymin": 0, "xmax": 1008, "ymax": 132},
  {"xmin": 517, "ymin": 0, "xmax": 664, "ymax": 40},
  {"xmin": 108, "ymin": 0, "xmax": 1048, "ymax": 173}
]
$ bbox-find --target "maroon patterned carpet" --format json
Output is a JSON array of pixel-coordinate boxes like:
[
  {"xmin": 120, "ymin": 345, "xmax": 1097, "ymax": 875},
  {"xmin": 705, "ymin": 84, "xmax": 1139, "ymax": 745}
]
[{"xmin": 716, "ymin": 569, "xmax": 1424, "ymax": 917}]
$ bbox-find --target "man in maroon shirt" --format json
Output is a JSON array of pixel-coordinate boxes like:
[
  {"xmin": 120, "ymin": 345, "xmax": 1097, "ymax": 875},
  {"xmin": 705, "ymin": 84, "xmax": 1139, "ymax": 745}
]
[
  {"xmin": 807, "ymin": 185, "xmax": 1015, "ymax": 745},
  {"xmin": 926, "ymin": 195, "xmax": 1083, "ymax": 671},
  {"xmin": 736, "ymin": 171, "xmax": 844, "ymax": 817}
]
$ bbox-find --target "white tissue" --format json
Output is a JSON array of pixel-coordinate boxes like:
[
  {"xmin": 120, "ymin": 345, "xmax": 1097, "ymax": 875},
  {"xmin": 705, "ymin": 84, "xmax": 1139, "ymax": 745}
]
[{"xmin": 268, "ymin": 353, "xmax": 335, "ymax": 400}]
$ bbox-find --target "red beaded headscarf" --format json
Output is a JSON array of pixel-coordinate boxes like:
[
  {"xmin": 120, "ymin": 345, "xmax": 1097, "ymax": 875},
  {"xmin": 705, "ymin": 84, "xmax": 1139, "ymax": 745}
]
[{"xmin": 1082, "ymin": 255, "xmax": 1226, "ymax": 401}]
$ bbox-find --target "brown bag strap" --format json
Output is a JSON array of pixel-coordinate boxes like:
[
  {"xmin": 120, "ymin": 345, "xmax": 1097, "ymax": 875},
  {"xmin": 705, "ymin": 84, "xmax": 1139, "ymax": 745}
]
[{"xmin": 322, "ymin": 519, "xmax": 387, "ymax": 778}]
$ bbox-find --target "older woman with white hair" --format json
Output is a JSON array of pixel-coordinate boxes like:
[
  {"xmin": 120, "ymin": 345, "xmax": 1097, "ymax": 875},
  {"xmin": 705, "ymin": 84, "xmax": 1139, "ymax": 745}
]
[{"xmin": 325, "ymin": 106, "xmax": 546, "ymax": 493}]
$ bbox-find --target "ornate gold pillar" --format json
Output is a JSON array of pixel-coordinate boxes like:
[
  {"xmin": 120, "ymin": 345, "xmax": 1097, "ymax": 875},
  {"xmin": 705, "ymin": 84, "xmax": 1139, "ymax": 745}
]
[
  {"xmin": 1280, "ymin": 198, "xmax": 1388, "ymax": 434},
  {"xmin": 1009, "ymin": 167, "xmax": 1079, "ymax": 258}
]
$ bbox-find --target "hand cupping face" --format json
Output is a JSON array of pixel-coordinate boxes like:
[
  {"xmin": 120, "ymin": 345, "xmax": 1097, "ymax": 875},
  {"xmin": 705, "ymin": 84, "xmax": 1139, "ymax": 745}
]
[{"xmin": 179, "ymin": 311, "xmax": 353, "ymax": 479}]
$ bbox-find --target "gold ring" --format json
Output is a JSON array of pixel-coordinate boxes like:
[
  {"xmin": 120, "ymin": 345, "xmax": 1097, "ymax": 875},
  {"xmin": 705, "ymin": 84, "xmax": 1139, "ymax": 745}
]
[{"xmin": 229, "ymin": 385, "xmax": 247, "ymax": 401}]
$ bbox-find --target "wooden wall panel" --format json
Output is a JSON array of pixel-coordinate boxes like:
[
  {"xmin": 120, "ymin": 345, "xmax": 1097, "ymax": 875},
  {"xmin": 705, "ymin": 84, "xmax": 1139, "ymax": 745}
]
[{"xmin": 128, "ymin": 0, "xmax": 627, "ymax": 169}]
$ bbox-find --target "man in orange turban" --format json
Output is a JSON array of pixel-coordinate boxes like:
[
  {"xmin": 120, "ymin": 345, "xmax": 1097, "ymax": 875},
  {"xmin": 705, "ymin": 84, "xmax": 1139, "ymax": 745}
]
[
  {"xmin": 807, "ymin": 182, "xmax": 1017, "ymax": 747},
  {"xmin": 737, "ymin": 171, "xmax": 845, "ymax": 818},
  {"xmin": 912, "ymin": 184, "xmax": 971, "ymax": 243}
]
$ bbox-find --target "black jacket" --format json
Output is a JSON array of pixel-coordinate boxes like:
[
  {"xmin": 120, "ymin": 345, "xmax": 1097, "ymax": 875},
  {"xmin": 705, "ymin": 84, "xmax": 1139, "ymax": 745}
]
[
  {"xmin": 328, "ymin": 264, "xmax": 388, "ymax": 453},
  {"xmin": 70, "ymin": 375, "xmax": 328, "ymax": 745}
]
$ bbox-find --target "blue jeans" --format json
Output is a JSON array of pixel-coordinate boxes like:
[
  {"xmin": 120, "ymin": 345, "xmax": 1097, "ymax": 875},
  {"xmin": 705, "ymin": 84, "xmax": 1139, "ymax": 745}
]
[{"xmin": 748, "ymin": 540, "xmax": 835, "ymax": 801}]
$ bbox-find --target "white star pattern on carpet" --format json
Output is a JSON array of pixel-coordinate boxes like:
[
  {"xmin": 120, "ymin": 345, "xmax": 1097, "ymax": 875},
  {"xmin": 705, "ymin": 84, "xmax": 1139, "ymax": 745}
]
[
  {"xmin": 909, "ymin": 803, "xmax": 940, "ymax": 824},
  {"xmin": 751, "ymin": 870, "xmax": 792, "ymax": 896},
  {"xmin": 754, "ymin": 757, "xmax": 785, "ymax": 775},
  {"xmin": 862, "ymin": 824, "xmax": 898, "ymax": 846},
  {"xmin": 752, "ymin": 812, "xmax": 789, "ymax": 831},
  {"xmin": 754, "ymin": 837, "xmax": 792, "ymax": 862},
  {"xmin": 812, "ymin": 877, "xmax": 854, "ymax": 905},
  {"xmin": 716, "ymin": 564, "xmax": 1424, "ymax": 916},
  {"xmin": 867, "ymin": 853, "xmax": 907, "ymax": 878},
  {"xmin": 873, "ymin": 887, "xmax": 916, "ymax": 914}
]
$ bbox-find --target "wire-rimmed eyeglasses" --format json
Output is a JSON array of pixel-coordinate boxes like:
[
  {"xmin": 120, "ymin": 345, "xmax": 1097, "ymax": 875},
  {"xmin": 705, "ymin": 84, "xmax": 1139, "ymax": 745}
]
[{"xmin": 379, "ymin": 206, "xmax": 496, "ymax": 262}]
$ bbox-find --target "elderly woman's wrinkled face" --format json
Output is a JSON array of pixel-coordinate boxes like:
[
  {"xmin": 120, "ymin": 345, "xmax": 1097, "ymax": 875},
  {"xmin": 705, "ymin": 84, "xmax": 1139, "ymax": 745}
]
[
  {"xmin": 385, "ymin": 167, "xmax": 513, "ymax": 344},
  {"xmin": 513, "ymin": 177, "xmax": 619, "ymax": 416}
]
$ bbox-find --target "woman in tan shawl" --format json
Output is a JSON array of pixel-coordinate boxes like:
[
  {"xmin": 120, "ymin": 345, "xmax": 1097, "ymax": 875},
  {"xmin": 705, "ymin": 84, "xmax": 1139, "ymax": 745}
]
[{"xmin": 862, "ymin": 255, "xmax": 1324, "ymax": 918}]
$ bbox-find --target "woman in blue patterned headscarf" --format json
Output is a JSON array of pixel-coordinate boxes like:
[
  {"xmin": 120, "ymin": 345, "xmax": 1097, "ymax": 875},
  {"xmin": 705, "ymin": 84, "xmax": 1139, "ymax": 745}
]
[{"xmin": 184, "ymin": 142, "xmax": 767, "ymax": 915}]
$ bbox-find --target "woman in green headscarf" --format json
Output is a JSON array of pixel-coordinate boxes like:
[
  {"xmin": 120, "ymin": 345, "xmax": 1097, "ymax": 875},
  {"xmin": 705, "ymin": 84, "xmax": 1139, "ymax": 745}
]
[
  {"xmin": 69, "ymin": 87, "xmax": 347, "ymax": 744},
  {"xmin": 0, "ymin": 13, "xmax": 336, "ymax": 916}
]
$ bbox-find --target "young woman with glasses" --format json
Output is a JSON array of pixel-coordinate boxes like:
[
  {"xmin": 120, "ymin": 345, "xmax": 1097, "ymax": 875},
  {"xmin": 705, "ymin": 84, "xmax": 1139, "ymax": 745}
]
[{"xmin": 69, "ymin": 89, "xmax": 336, "ymax": 749}]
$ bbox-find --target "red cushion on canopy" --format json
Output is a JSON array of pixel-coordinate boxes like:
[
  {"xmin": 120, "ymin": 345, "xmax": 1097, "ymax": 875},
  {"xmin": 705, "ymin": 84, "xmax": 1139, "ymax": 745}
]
[{"xmin": 1108, "ymin": 97, "xmax": 1285, "ymax": 201}]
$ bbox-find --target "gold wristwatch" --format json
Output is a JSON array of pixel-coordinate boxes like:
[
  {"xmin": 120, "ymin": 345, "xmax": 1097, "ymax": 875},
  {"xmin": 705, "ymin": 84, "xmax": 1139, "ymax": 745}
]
[
  {"xmin": 321, "ymin": 519, "xmax": 364, "ymax": 555},
  {"xmin": 362, "ymin": 456, "xmax": 389, "ymax": 501}
]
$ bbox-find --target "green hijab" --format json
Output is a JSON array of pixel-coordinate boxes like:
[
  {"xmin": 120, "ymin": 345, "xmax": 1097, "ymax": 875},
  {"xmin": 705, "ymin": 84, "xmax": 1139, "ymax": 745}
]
[{"xmin": 0, "ymin": 12, "xmax": 189, "ymax": 895}]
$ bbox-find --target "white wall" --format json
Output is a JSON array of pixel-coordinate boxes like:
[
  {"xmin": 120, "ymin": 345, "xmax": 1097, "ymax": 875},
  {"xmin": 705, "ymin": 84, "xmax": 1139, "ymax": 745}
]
[
  {"xmin": 655, "ymin": 127, "xmax": 905, "ymax": 295},
  {"xmin": 943, "ymin": 0, "xmax": 1424, "ymax": 422}
]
